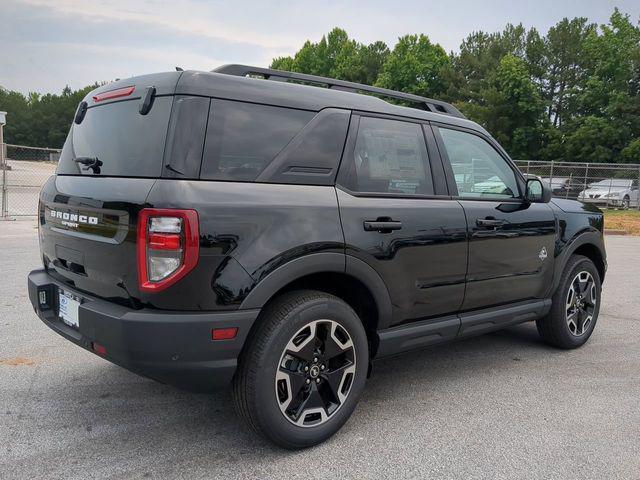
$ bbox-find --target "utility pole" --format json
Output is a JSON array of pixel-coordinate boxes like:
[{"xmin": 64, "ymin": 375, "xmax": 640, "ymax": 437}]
[{"xmin": 0, "ymin": 111, "xmax": 7, "ymax": 219}]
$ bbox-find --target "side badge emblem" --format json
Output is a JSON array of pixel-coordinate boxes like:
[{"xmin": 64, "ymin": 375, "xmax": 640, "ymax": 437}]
[{"xmin": 539, "ymin": 246, "xmax": 548, "ymax": 261}]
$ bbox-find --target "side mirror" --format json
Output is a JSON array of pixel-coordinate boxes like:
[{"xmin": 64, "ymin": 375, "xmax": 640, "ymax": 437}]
[{"xmin": 526, "ymin": 178, "xmax": 552, "ymax": 203}]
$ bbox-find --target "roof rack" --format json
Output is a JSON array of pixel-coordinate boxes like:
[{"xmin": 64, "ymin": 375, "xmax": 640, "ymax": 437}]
[{"xmin": 213, "ymin": 64, "xmax": 466, "ymax": 119}]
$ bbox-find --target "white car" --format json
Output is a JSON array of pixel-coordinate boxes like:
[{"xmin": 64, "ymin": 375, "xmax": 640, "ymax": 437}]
[{"xmin": 578, "ymin": 179, "xmax": 639, "ymax": 209}]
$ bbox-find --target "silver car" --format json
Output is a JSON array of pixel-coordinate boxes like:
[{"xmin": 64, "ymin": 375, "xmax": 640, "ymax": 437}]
[{"xmin": 578, "ymin": 179, "xmax": 639, "ymax": 209}]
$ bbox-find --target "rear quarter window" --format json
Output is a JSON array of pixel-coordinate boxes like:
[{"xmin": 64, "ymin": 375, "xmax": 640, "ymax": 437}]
[
  {"xmin": 57, "ymin": 97, "xmax": 173, "ymax": 177},
  {"xmin": 200, "ymin": 100, "xmax": 314, "ymax": 181}
]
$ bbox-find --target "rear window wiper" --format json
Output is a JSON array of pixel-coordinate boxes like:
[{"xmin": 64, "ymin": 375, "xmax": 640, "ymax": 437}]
[{"xmin": 74, "ymin": 156, "xmax": 103, "ymax": 174}]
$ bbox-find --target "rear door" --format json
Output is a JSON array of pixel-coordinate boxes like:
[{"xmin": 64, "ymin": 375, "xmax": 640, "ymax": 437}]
[
  {"xmin": 433, "ymin": 125, "xmax": 557, "ymax": 311},
  {"xmin": 336, "ymin": 114, "xmax": 467, "ymax": 332}
]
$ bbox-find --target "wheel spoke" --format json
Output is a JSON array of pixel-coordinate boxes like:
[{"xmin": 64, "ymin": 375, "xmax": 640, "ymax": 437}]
[
  {"xmin": 286, "ymin": 369, "xmax": 309, "ymax": 398},
  {"xmin": 566, "ymin": 310, "xmax": 578, "ymax": 334},
  {"xmin": 320, "ymin": 322, "xmax": 353, "ymax": 360},
  {"xmin": 285, "ymin": 320, "xmax": 318, "ymax": 362},
  {"xmin": 566, "ymin": 286, "xmax": 575, "ymax": 309},
  {"xmin": 578, "ymin": 277, "xmax": 589, "ymax": 295},
  {"xmin": 576, "ymin": 308, "xmax": 586, "ymax": 335},
  {"xmin": 291, "ymin": 384, "xmax": 327, "ymax": 425},
  {"xmin": 323, "ymin": 362, "xmax": 356, "ymax": 404}
]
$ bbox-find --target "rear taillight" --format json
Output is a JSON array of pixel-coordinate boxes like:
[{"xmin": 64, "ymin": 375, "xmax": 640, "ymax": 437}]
[{"xmin": 137, "ymin": 209, "xmax": 199, "ymax": 292}]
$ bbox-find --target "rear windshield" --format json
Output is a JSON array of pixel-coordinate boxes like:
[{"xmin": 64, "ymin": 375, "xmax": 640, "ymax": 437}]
[{"xmin": 57, "ymin": 97, "xmax": 172, "ymax": 177}]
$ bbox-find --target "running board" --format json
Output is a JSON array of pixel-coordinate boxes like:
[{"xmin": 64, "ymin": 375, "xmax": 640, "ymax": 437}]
[{"xmin": 376, "ymin": 299, "xmax": 551, "ymax": 358}]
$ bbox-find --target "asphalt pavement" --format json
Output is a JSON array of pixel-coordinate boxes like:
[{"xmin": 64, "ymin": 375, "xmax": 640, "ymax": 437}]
[{"xmin": 1, "ymin": 220, "xmax": 638, "ymax": 479}]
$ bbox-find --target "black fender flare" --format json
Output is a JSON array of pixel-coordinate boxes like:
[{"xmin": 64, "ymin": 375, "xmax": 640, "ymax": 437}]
[
  {"xmin": 550, "ymin": 229, "xmax": 606, "ymax": 295},
  {"xmin": 239, "ymin": 252, "xmax": 393, "ymax": 329}
]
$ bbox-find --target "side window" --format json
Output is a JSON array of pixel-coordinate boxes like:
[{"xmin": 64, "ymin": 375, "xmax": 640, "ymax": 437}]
[
  {"xmin": 439, "ymin": 128, "xmax": 519, "ymax": 199},
  {"xmin": 344, "ymin": 117, "xmax": 433, "ymax": 195},
  {"xmin": 201, "ymin": 100, "xmax": 314, "ymax": 181}
]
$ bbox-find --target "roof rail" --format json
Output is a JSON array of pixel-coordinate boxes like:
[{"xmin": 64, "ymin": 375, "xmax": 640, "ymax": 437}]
[{"xmin": 213, "ymin": 64, "xmax": 466, "ymax": 119}]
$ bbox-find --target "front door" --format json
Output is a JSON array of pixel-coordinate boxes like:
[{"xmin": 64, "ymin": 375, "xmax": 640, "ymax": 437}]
[
  {"xmin": 336, "ymin": 115, "xmax": 468, "ymax": 329},
  {"xmin": 434, "ymin": 125, "xmax": 557, "ymax": 311}
]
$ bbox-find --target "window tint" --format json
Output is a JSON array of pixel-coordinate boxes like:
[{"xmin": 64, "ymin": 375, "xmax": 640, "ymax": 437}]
[
  {"xmin": 201, "ymin": 100, "xmax": 314, "ymax": 181},
  {"xmin": 256, "ymin": 108, "xmax": 350, "ymax": 185},
  {"xmin": 344, "ymin": 117, "xmax": 433, "ymax": 195},
  {"xmin": 163, "ymin": 96, "xmax": 210, "ymax": 179},
  {"xmin": 439, "ymin": 128, "xmax": 519, "ymax": 199},
  {"xmin": 57, "ymin": 97, "xmax": 172, "ymax": 177}
]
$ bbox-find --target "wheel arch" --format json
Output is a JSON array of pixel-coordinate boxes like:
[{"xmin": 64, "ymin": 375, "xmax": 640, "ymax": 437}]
[
  {"xmin": 552, "ymin": 231, "xmax": 606, "ymax": 295},
  {"xmin": 239, "ymin": 253, "xmax": 393, "ymax": 355}
]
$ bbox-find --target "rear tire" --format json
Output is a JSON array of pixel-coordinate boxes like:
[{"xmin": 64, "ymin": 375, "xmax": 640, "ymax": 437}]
[
  {"xmin": 536, "ymin": 255, "xmax": 601, "ymax": 349},
  {"xmin": 232, "ymin": 290, "xmax": 369, "ymax": 449}
]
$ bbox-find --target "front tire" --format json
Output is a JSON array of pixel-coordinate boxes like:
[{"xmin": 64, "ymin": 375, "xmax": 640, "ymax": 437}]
[
  {"xmin": 536, "ymin": 255, "xmax": 601, "ymax": 349},
  {"xmin": 621, "ymin": 196, "xmax": 630, "ymax": 210},
  {"xmin": 232, "ymin": 290, "xmax": 369, "ymax": 449}
]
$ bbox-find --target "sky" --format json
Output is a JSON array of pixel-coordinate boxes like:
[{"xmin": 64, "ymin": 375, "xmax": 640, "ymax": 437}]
[{"xmin": 1, "ymin": 0, "xmax": 639, "ymax": 95}]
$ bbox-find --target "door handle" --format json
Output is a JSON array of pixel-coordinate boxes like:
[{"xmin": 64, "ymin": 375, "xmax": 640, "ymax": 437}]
[
  {"xmin": 476, "ymin": 217, "xmax": 506, "ymax": 228},
  {"xmin": 363, "ymin": 219, "xmax": 402, "ymax": 233}
]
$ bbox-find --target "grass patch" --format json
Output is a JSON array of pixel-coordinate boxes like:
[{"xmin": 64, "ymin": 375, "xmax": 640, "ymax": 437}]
[{"xmin": 604, "ymin": 209, "xmax": 640, "ymax": 235}]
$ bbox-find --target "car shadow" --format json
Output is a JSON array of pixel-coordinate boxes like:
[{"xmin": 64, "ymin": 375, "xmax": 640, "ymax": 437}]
[{"xmin": 47, "ymin": 321, "xmax": 560, "ymax": 459}]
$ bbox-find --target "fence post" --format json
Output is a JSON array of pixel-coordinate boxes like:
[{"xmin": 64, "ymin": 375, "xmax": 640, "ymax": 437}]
[
  {"xmin": 0, "ymin": 128, "xmax": 8, "ymax": 219},
  {"xmin": 637, "ymin": 166, "xmax": 640, "ymax": 211},
  {"xmin": 583, "ymin": 164, "xmax": 589, "ymax": 195}
]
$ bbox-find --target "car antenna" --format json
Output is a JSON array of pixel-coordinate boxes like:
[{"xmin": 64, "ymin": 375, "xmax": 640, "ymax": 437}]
[{"xmin": 175, "ymin": 67, "xmax": 184, "ymax": 72}]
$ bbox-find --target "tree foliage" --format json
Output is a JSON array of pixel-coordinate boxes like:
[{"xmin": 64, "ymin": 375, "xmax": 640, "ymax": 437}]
[
  {"xmin": 1, "ymin": 10, "xmax": 639, "ymax": 162},
  {"xmin": 0, "ymin": 84, "xmax": 96, "ymax": 148},
  {"xmin": 270, "ymin": 10, "xmax": 640, "ymax": 163},
  {"xmin": 271, "ymin": 28, "xmax": 389, "ymax": 86},
  {"xmin": 375, "ymin": 34, "xmax": 450, "ymax": 98}
]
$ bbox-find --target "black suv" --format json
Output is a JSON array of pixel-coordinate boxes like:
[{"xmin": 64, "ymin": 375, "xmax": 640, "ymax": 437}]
[{"xmin": 28, "ymin": 65, "xmax": 606, "ymax": 448}]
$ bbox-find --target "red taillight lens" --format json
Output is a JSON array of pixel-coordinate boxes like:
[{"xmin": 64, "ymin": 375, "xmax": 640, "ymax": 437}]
[
  {"xmin": 93, "ymin": 85, "xmax": 135, "ymax": 103},
  {"xmin": 148, "ymin": 233, "xmax": 181, "ymax": 250},
  {"xmin": 137, "ymin": 209, "xmax": 199, "ymax": 292}
]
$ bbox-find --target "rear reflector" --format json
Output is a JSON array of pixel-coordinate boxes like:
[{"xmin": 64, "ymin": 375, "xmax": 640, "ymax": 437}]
[
  {"xmin": 92, "ymin": 342, "xmax": 107, "ymax": 356},
  {"xmin": 93, "ymin": 85, "xmax": 135, "ymax": 103},
  {"xmin": 212, "ymin": 328, "xmax": 238, "ymax": 341}
]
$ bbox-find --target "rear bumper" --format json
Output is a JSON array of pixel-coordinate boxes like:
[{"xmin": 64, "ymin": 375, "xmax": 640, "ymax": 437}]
[{"xmin": 28, "ymin": 269, "xmax": 259, "ymax": 391}]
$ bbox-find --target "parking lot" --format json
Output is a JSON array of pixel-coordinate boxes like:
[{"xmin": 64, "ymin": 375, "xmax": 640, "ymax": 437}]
[{"xmin": 1, "ymin": 220, "xmax": 638, "ymax": 479}]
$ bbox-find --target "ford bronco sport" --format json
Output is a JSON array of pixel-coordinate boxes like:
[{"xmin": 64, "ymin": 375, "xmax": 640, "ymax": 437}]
[{"xmin": 28, "ymin": 65, "xmax": 606, "ymax": 448}]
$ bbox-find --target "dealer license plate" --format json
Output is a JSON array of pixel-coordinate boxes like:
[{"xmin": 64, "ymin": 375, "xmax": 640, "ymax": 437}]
[{"xmin": 58, "ymin": 290, "xmax": 81, "ymax": 328}]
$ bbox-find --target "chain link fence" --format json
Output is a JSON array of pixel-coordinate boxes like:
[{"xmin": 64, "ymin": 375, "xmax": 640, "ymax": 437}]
[
  {"xmin": 1, "ymin": 143, "xmax": 640, "ymax": 217},
  {"xmin": 514, "ymin": 160, "xmax": 640, "ymax": 210},
  {"xmin": 1, "ymin": 144, "xmax": 60, "ymax": 217}
]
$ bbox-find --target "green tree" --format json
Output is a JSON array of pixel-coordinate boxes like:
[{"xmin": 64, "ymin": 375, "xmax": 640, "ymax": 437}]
[
  {"xmin": 621, "ymin": 138, "xmax": 640, "ymax": 162},
  {"xmin": 0, "ymin": 84, "xmax": 96, "ymax": 148},
  {"xmin": 270, "ymin": 28, "xmax": 388, "ymax": 85},
  {"xmin": 462, "ymin": 55, "xmax": 547, "ymax": 158},
  {"xmin": 542, "ymin": 17, "xmax": 595, "ymax": 126},
  {"xmin": 0, "ymin": 88, "xmax": 32, "ymax": 145},
  {"xmin": 561, "ymin": 116, "xmax": 626, "ymax": 163},
  {"xmin": 375, "ymin": 34, "xmax": 449, "ymax": 97}
]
